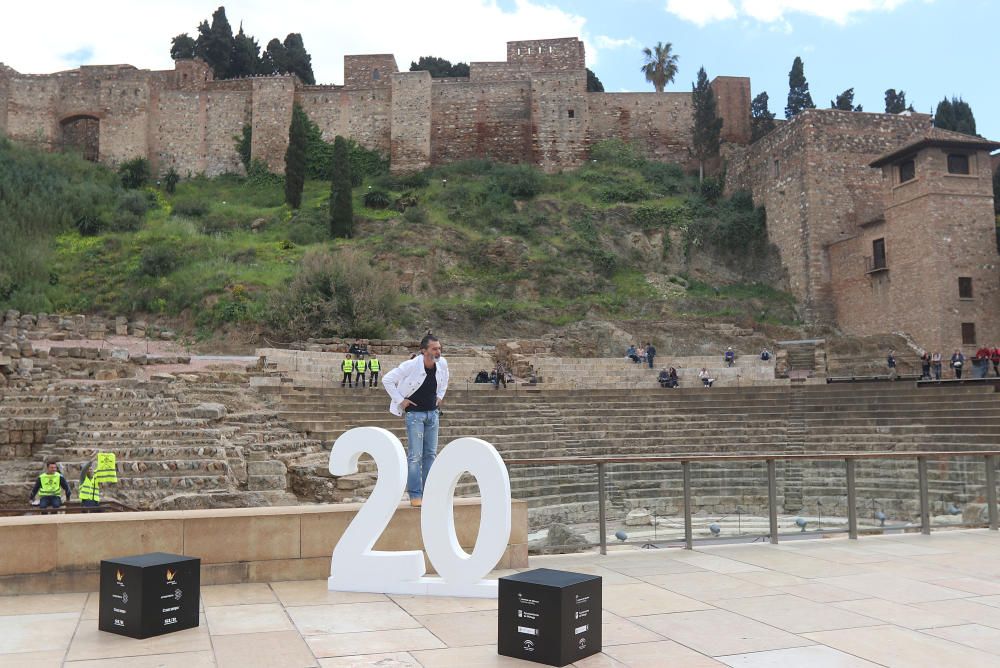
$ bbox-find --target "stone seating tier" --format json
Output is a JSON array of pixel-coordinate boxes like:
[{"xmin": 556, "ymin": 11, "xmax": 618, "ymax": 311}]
[{"xmin": 269, "ymin": 382, "xmax": 1000, "ymax": 527}]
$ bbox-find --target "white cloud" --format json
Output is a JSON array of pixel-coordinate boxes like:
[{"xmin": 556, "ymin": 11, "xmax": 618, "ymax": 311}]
[
  {"xmin": 666, "ymin": 0, "xmax": 913, "ymax": 27},
  {"xmin": 595, "ymin": 35, "xmax": 640, "ymax": 50},
  {"xmin": 0, "ymin": 0, "xmax": 599, "ymax": 81},
  {"xmin": 664, "ymin": 0, "xmax": 738, "ymax": 27}
]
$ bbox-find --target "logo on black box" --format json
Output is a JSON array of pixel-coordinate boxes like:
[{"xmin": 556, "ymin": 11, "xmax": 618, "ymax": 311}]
[{"xmin": 523, "ymin": 639, "xmax": 535, "ymax": 653}]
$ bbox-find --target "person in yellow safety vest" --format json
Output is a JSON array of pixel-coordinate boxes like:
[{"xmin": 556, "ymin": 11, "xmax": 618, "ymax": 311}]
[
  {"xmin": 369, "ymin": 353, "xmax": 381, "ymax": 388},
  {"xmin": 355, "ymin": 356, "xmax": 368, "ymax": 388},
  {"xmin": 78, "ymin": 461, "xmax": 101, "ymax": 512},
  {"xmin": 341, "ymin": 354, "xmax": 356, "ymax": 388},
  {"xmin": 29, "ymin": 460, "xmax": 71, "ymax": 511}
]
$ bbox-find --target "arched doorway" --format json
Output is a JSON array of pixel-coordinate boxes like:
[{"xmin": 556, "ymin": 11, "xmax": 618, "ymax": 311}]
[{"xmin": 60, "ymin": 115, "xmax": 100, "ymax": 161}]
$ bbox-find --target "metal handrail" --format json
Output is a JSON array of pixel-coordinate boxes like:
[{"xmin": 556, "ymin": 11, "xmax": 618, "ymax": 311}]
[{"xmin": 505, "ymin": 450, "xmax": 1000, "ymax": 554}]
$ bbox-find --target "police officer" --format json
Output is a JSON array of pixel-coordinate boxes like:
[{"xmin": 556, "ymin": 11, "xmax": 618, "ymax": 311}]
[
  {"xmin": 30, "ymin": 460, "xmax": 71, "ymax": 511},
  {"xmin": 341, "ymin": 353, "xmax": 356, "ymax": 388},
  {"xmin": 355, "ymin": 355, "xmax": 368, "ymax": 388},
  {"xmin": 368, "ymin": 353, "xmax": 381, "ymax": 388}
]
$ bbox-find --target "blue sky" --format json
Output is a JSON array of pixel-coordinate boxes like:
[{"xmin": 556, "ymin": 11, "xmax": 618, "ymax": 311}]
[{"xmin": 3, "ymin": 0, "xmax": 997, "ymax": 139}]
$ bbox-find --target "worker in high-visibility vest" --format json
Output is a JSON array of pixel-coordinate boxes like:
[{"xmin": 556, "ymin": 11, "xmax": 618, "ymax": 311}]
[
  {"xmin": 355, "ymin": 356, "xmax": 368, "ymax": 388},
  {"xmin": 29, "ymin": 460, "xmax": 71, "ymax": 511},
  {"xmin": 369, "ymin": 353, "xmax": 381, "ymax": 388},
  {"xmin": 78, "ymin": 461, "xmax": 102, "ymax": 512},
  {"xmin": 341, "ymin": 354, "xmax": 356, "ymax": 388}
]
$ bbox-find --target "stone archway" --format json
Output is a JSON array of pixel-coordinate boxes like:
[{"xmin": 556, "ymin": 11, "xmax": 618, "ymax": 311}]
[{"xmin": 60, "ymin": 115, "xmax": 100, "ymax": 161}]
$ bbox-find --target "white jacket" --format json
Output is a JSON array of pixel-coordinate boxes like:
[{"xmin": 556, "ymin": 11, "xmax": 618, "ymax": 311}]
[{"xmin": 382, "ymin": 355, "xmax": 449, "ymax": 416}]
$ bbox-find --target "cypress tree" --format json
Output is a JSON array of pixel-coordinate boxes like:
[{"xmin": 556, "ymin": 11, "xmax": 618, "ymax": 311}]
[
  {"xmin": 230, "ymin": 24, "xmax": 261, "ymax": 78},
  {"xmin": 831, "ymin": 88, "xmax": 862, "ymax": 111},
  {"xmin": 750, "ymin": 92, "xmax": 776, "ymax": 142},
  {"xmin": 194, "ymin": 7, "xmax": 234, "ymax": 78},
  {"xmin": 785, "ymin": 56, "xmax": 815, "ymax": 119},
  {"xmin": 261, "ymin": 38, "xmax": 288, "ymax": 75},
  {"xmin": 691, "ymin": 66, "xmax": 723, "ymax": 182},
  {"xmin": 329, "ymin": 136, "xmax": 354, "ymax": 238},
  {"xmin": 170, "ymin": 33, "xmax": 197, "ymax": 60},
  {"xmin": 935, "ymin": 96, "xmax": 977, "ymax": 135},
  {"xmin": 284, "ymin": 105, "xmax": 308, "ymax": 209},
  {"xmin": 884, "ymin": 89, "xmax": 908, "ymax": 114},
  {"xmin": 283, "ymin": 33, "xmax": 315, "ymax": 84}
]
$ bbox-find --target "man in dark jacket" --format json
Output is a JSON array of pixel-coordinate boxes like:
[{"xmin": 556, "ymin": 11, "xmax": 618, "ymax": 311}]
[
  {"xmin": 30, "ymin": 460, "xmax": 71, "ymax": 510},
  {"xmin": 645, "ymin": 343, "xmax": 656, "ymax": 369}
]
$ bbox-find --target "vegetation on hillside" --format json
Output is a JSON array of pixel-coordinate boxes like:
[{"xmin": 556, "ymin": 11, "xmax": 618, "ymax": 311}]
[{"xmin": 0, "ymin": 137, "xmax": 795, "ymax": 343}]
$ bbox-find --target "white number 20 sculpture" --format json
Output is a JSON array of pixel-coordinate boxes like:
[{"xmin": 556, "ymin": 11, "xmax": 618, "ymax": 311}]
[{"xmin": 327, "ymin": 427, "xmax": 512, "ymax": 598}]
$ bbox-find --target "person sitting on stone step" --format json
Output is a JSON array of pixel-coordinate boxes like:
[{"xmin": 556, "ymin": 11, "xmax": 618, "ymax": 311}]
[
  {"xmin": 724, "ymin": 347, "xmax": 735, "ymax": 367},
  {"xmin": 626, "ymin": 344, "xmax": 640, "ymax": 363},
  {"xmin": 699, "ymin": 367, "xmax": 714, "ymax": 388}
]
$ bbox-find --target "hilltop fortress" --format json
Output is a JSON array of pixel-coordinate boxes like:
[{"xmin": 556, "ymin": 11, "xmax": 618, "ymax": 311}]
[{"xmin": 1, "ymin": 37, "xmax": 998, "ymax": 353}]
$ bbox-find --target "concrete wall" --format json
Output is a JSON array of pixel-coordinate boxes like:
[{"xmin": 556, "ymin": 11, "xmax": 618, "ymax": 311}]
[
  {"xmin": 390, "ymin": 71, "xmax": 432, "ymax": 171},
  {"xmin": 0, "ymin": 498, "xmax": 529, "ymax": 594},
  {"xmin": 587, "ymin": 92, "xmax": 692, "ymax": 165},
  {"xmin": 430, "ymin": 79, "xmax": 532, "ymax": 165}
]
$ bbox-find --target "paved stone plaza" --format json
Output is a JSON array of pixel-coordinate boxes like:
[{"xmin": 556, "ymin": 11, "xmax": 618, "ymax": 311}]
[{"xmin": 1, "ymin": 530, "xmax": 999, "ymax": 666}]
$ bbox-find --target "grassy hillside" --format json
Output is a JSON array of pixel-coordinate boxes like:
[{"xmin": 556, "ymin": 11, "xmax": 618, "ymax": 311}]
[{"xmin": 0, "ymin": 138, "xmax": 798, "ymax": 344}]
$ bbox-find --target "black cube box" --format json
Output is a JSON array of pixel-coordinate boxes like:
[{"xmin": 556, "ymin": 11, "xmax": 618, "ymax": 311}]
[
  {"xmin": 498, "ymin": 568, "xmax": 602, "ymax": 666},
  {"xmin": 98, "ymin": 552, "xmax": 200, "ymax": 639}
]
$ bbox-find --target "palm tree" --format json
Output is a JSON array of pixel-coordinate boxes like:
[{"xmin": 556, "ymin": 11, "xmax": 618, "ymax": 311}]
[{"xmin": 641, "ymin": 42, "xmax": 679, "ymax": 93}]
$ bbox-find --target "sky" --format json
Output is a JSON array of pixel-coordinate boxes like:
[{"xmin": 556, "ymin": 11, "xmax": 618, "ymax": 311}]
[{"xmin": 2, "ymin": 0, "xmax": 998, "ymax": 140}]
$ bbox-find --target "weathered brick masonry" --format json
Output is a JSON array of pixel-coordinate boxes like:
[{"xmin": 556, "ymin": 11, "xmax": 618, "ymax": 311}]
[{"xmin": 0, "ymin": 37, "xmax": 748, "ymax": 175}]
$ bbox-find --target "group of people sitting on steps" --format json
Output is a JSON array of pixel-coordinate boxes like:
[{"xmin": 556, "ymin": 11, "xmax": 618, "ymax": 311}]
[
  {"xmin": 474, "ymin": 363, "xmax": 513, "ymax": 389},
  {"xmin": 341, "ymin": 339, "xmax": 381, "ymax": 388}
]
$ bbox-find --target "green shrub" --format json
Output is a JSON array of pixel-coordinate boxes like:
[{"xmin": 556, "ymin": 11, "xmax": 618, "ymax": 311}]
[
  {"xmin": 590, "ymin": 139, "xmax": 644, "ymax": 168},
  {"xmin": 631, "ymin": 203, "xmax": 688, "ymax": 230},
  {"xmin": 119, "ymin": 191, "xmax": 149, "ymax": 217},
  {"xmin": 118, "ymin": 157, "xmax": 151, "ymax": 189},
  {"xmin": 164, "ymin": 168, "xmax": 180, "ymax": 194},
  {"xmin": 491, "ymin": 164, "xmax": 542, "ymax": 198},
  {"xmin": 640, "ymin": 162, "xmax": 685, "ymax": 193},
  {"xmin": 75, "ymin": 213, "xmax": 107, "ymax": 236},
  {"xmin": 363, "ymin": 189, "xmax": 391, "ymax": 209},
  {"xmin": 138, "ymin": 245, "xmax": 181, "ymax": 277},
  {"xmin": 699, "ymin": 175, "xmax": 724, "ymax": 202},
  {"xmin": 596, "ymin": 181, "xmax": 650, "ymax": 203},
  {"xmin": 403, "ymin": 206, "xmax": 428, "ymax": 224},
  {"xmin": 287, "ymin": 221, "xmax": 327, "ymax": 245},
  {"xmin": 246, "ymin": 160, "xmax": 283, "ymax": 187},
  {"xmin": 267, "ymin": 247, "xmax": 400, "ymax": 339},
  {"xmin": 172, "ymin": 198, "xmax": 209, "ymax": 218},
  {"xmin": 235, "ymin": 124, "xmax": 252, "ymax": 171}
]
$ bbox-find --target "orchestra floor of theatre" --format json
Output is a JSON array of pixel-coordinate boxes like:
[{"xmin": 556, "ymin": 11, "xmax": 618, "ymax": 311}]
[{"xmin": 1, "ymin": 530, "xmax": 999, "ymax": 667}]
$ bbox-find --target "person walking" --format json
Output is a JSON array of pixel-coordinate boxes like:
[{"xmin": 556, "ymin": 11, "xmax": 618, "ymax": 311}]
[
  {"xmin": 382, "ymin": 334, "xmax": 449, "ymax": 507},
  {"xmin": 341, "ymin": 354, "xmax": 355, "ymax": 388},
  {"xmin": 29, "ymin": 460, "xmax": 71, "ymax": 511},
  {"xmin": 932, "ymin": 351, "xmax": 942, "ymax": 380},
  {"xmin": 355, "ymin": 356, "xmax": 368, "ymax": 388},
  {"xmin": 887, "ymin": 349, "xmax": 897, "ymax": 378},
  {"xmin": 951, "ymin": 349, "xmax": 965, "ymax": 379},
  {"xmin": 78, "ymin": 461, "xmax": 101, "ymax": 512},
  {"xmin": 645, "ymin": 342, "xmax": 656, "ymax": 369},
  {"xmin": 369, "ymin": 353, "xmax": 381, "ymax": 388}
]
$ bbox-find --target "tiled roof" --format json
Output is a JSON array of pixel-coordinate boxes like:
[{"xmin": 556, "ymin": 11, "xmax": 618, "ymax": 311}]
[{"xmin": 870, "ymin": 127, "xmax": 1000, "ymax": 167}]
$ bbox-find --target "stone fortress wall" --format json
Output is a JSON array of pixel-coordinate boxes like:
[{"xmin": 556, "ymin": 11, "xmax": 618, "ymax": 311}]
[{"xmin": 0, "ymin": 37, "xmax": 750, "ymax": 176}]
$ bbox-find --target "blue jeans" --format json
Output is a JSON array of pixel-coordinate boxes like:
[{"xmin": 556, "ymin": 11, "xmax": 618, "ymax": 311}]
[
  {"xmin": 38, "ymin": 496, "xmax": 62, "ymax": 509},
  {"xmin": 405, "ymin": 409, "xmax": 439, "ymax": 499}
]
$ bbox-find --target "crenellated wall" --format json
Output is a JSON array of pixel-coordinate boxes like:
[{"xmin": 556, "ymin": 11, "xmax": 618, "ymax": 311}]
[{"xmin": 0, "ymin": 37, "xmax": 753, "ymax": 177}]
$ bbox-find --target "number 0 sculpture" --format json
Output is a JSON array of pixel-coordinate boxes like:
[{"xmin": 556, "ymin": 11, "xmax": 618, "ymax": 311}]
[{"xmin": 327, "ymin": 427, "xmax": 512, "ymax": 597}]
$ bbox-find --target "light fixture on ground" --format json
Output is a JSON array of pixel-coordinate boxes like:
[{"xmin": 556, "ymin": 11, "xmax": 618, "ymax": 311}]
[
  {"xmin": 615, "ymin": 530, "xmax": 628, "ymax": 543},
  {"xmin": 709, "ymin": 523, "xmax": 721, "ymax": 537},
  {"xmin": 795, "ymin": 517, "xmax": 808, "ymax": 532}
]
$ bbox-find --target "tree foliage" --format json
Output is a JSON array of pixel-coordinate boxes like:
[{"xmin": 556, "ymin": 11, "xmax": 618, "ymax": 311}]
[
  {"xmin": 284, "ymin": 105, "xmax": 308, "ymax": 209},
  {"xmin": 235, "ymin": 124, "xmax": 252, "ymax": 171},
  {"xmin": 750, "ymin": 92, "xmax": 776, "ymax": 142},
  {"xmin": 691, "ymin": 67, "xmax": 723, "ymax": 181},
  {"xmin": 784, "ymin": 56, "xmax": 815, "ymax": 119},
  {"xmin": 935, "ymin": 96, "xmax": 977, "ymax": 136},
  {"xmin": 884, "ymin": 89, "xmax": 912, "ymax": 114},
  {"xmin": 640, "ymin": 42, "xmax": 679, "ymax": 93},
  {"xmin": 170, "ymin": 33, "xmax": 197, "ymax": 60},
  {"xmin": 409, "ymin": 56, "xmax": 469, "ymax": 78},
  {"xmin": 169, "ymin": 6, "xmax": 315, "ymax": 82},
  {"xmin": 586, "ymin": 68, "xmax": 604, "ymax": 92},
  {"xmin": 329, "ymin": 136, "xmax": 354, "ymax": 238},
  {"xmin": 831, "ymin": 88, "xmax": 862, "ymax": 111}
]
